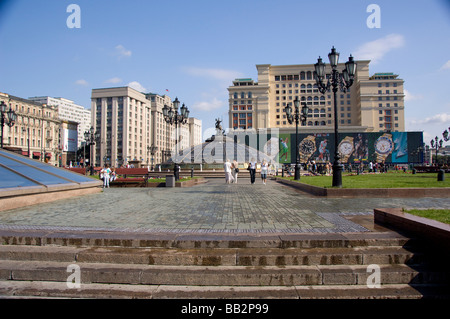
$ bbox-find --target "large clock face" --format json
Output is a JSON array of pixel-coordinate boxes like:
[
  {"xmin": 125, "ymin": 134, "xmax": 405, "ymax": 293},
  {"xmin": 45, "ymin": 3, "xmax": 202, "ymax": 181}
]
[
  {"xmin": 375, "ymin": 137, "xmax": 393, "ymax": 154},
  {"xmin": 300, "ymin": 140, "xmax": 315, "ymax": 154},
  {"xmin": 339, "ymin": 142, "xmax": 353, "ymax": 155}
]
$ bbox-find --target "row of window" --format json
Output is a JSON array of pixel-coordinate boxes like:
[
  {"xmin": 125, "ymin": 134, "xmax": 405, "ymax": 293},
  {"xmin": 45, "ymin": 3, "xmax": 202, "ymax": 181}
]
[
  {"xmin": 378, "ymin": 90, "xmax": 400, "ymax": 94},
  {"xmin": 378, "ymin": 82, "xmax": 398, "ymax": 87},
  {"xmin": 275, "ymin": 71, "xmax": 327, "ymax": 82},
  {"xmin": 232, "ymin": 92, "xmax": 253, "ymax": 99}
]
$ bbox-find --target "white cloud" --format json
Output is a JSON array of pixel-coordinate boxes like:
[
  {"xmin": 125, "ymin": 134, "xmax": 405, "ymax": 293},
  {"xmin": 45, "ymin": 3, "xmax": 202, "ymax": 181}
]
[
  {"xmin": 75, "ymin": 79, "xmax": 89, "ymax": 86},
  {"xmin": 408, "ymin": 113, "xmax": 450, "ymax": 126},
  {"xmin": 115, "ymin": 45, "xmax": 132, "ymax": 59},
  {"xmin": 354, "ymin": 34, "xmax": 405, "ymax": 64},
  {"xmin": 127, "ymin": 81, "xmax": 147, "ymax": 92},
  {"xmin": 105, "ymin": 77, "xmax": 122, "ymax": 84},
  {"xmin": 192, "ymin": 97, "xmax": 224, "ymax": 111},
  {"xmin": 404, "ymin": 89, "xmax": 423, "ymax": 102},
  {"xmin": 184, "ymin": 67, "xmax": 243, "ymax": 82},
  {"xmin": 440, "ymin": 60, "xmax": 450, "ymax": 70}
]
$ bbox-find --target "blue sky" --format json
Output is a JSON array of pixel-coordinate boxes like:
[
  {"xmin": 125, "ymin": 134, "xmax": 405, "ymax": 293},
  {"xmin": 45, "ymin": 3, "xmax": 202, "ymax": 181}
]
[{"xmin": 0, "ymin": 0, "xmax": 449, "ymax": 144}]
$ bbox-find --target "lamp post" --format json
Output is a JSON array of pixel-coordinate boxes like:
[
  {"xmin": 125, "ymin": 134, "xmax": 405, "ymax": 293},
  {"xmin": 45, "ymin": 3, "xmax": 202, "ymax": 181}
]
[
  {"xmin": 22, "ymin": 127, "xmax": 30, "ymax": 158},
  {"xmin": 284, "ymin": 97, "xmax": 309, "ymax": 180},
  {"xmin": 147, "ymin": 144, "xmax": 158, "ymax": 171},
  {"xmin": 1, "ymin": 101, "xmax": 17, "ymax": 149},
  {"xmin": 314, "ymin": 47, "xmax": 356, "ymax": 187},
  {"xmin": 84, "ymin": 126, "xmax": 100, "ymax": 175},
  {"xmin": 162, "ymin": 97, "xmax": 190, "ymax": 181},
  {"xmin": 443, "ymin": 127, "xmax": 450, "ymax": 142},
  {"xmin": 430, "ymin": 136, "xmax": 443, "ymax": 166}
]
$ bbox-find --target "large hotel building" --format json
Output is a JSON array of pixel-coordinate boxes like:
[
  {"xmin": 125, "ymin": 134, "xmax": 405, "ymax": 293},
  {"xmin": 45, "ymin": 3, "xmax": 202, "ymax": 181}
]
[
  {"xmin": 91, "ymin": 87, "xmax": 202, "ymax": 168},
  {"xmin": 228, "ymin": 61, "xmax": 405, "ymax": 133}
]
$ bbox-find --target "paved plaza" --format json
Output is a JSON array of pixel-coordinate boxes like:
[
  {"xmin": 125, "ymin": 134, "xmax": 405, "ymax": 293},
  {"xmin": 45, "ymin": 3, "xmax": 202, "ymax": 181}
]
[{"xmin": 0, "ymin": 178, "xmax": 449, "ymax": 234}]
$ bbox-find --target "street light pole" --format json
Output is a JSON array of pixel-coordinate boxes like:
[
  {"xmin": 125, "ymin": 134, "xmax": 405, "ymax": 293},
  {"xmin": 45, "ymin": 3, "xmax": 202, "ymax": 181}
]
[
  {"xmin": 284, "ymin": 97, "xmax": 309, "ymax": 180},
  {"xmin": 314, "ymin": 47, "xmax": 356, "ymax": 188},
  {"xmin": 163, "ymin": 97, "xmax": 189, "ymax": 181},
  {"xmin": 0, "ymin": 101, "xmax": 17, "ymax": 149},
  {"xmin": 147, "ymin": 144, "xmax": 158, "ymax": 171},
  {"xmin": 443, "ymin": 127, "xmax": 450, "ymax": 142},
  {"xmin": 22, "ymin": 127, "xmax": 30, "ymax": 158},
  {"xmin": 430, "ymin": 136, "xmax": 443, "ymax": 166},
  {"xmin": 84, "ymin": 126, "xmax": 100, "ymax": 175}
]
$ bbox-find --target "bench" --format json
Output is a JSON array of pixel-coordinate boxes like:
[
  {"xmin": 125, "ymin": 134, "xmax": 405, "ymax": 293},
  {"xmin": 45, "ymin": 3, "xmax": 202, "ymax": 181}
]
[
  {"xmin": 65, "ymin": 167, "xmax": 86, "ymax": 175},
  {"xmin": 111, "ymin": 168, "xmax": 150, "ymax": 187},
  {"xmin": 413, "ymin": 166, "xmax": 450, "ymax": 173}
]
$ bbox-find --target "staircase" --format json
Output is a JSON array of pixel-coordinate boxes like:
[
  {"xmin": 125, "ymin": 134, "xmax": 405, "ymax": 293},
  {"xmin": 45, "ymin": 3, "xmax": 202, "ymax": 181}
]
[{"xmin": 0, "ymin": 231, "xmax": 449, "ymax": 299}]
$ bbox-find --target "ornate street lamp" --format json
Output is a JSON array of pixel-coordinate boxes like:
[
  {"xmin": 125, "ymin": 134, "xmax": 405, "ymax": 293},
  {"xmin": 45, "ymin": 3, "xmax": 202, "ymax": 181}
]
[
  {"xmin": 84, "ymin": 126, "xmax": 100, "ymax": 175},
  {"xmin": 147, "ymin": 144, "xmax": 158, "ymax": 171},
  {"xmin": 162, "ymin": 97, "xmax": 189, "ymax": 181},
  {"xmin": 284, "ymin": 97, "xmax": 309, "ymax": 180},
  {"xmin": 443, "ymin": 127, "xmax": 450, "ymax": 142},
  {"xmin": 314, "ymin": 47, "xmax": 356, "ymax": 187},
  {"xmin": 1, "ymin": 101, "xmax": 17, "ymax": 149},
  {"xmin": 430, "ymin": 136, "xmax": 443, "ymax": 166}
]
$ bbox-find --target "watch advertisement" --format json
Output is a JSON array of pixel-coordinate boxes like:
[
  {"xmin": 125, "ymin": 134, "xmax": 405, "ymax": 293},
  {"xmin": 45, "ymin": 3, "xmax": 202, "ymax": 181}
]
[{"xmin": 275, "ymin": 132, "xmax": 423, "ymax": 164}]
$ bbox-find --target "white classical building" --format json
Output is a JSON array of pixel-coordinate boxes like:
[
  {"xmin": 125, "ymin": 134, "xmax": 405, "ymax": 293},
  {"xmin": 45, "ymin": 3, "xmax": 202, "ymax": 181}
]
[
  {"xmin": 28, "ymin": 96, "xmax": 91, "ymax": 148},
  {"xmin": 91, "ymin": 87, "xmax": 202, "ymax": 167}
]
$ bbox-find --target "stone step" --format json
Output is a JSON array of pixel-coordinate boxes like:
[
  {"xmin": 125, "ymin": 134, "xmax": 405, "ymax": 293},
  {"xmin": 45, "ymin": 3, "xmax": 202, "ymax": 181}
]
[
  {"xmin": 0, "ymin": 245, "xmax": 426, "ymax": 266},
  {"xmin": 0, "ymin": 229, "xmax": 415, "ymax": 249},
  {"xmin": 1, "ymin": 261, "xmax": 448, "ymax": 287},
  {"xmin": 0, "ymin": 281, "xmax": 448, "ymax": 299}
]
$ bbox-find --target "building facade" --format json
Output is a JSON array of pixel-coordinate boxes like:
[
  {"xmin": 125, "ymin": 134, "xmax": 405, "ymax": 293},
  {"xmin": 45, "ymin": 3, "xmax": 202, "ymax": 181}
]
[
  {"xmin": 28, "ymin": 96, "xmax": 91, "ymax": 149},
  {"xmin": 92, "ymin": 87, "xmax": 202, "ymax": 168},
  {"xmin": 146, "ymin": 93, "xmax": 202, "ymax": 165},
  {"xmin": 228, "ymin": 61, "xmax": 405, "ymax": 134},
  {"xmin": 146, "ymin": 93, "xmax": 176, "ymax": 165},
  {"xmin": 0, "ymin": 92, "xmax": 61, "ymax": 166},
  {"xmin": 91, "ymin": 87, "xmax": 152, "ymax": 168}
]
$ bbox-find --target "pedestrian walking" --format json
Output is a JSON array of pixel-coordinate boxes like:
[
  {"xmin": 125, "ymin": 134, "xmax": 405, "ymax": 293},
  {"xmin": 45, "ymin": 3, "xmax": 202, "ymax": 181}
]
[
  {"xmin": 232, "ymin": 160, "xmax": 239, "ymax": 183},
  {"xmin": 224, "ymin": 159, "xmax": 234, "ymax": 184},
  {"xmin": 100, "ymin": 164, "xmax": 111, "ymax": 188},
  {"xmin": 249, "ymin": 158, "xmax": 257, "ymax": 184},
  {"xmin": 261, "ymin": 160, "xmax": 268, "ymax": 185}
]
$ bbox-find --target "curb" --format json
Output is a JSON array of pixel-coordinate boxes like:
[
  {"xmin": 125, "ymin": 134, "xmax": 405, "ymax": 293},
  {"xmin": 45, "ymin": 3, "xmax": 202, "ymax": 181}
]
[
  {"xmin": 374, "ymin": 208, "xmax": 450, "ymax": 249},
  {"xmin": 274, "ymin": 177, "xmax": 450, "ymax": 198}
]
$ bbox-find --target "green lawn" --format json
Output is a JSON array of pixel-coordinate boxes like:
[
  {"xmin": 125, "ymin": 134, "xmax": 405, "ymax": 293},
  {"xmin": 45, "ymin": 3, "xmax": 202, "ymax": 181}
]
[
  {"xmin": 148, "ymin": 176, "xmax": 200, "ymax": 183},
  {"xmin": 404, "ymin": 209, "xmax": 450, "ymax": 224},
  {"xmin": 281, "ymin": 171, "xmax": 450, "ymax": 188}
]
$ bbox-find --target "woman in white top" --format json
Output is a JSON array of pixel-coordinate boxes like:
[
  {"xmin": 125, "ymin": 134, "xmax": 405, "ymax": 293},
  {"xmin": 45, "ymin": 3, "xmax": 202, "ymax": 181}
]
[
  {"xmin": 100, "ymin": 164, "xmax": 111, "ymax": 188},
  {"xmin": 260, "ymin": 160, "xmax": 268, "ymax": 185},
  {"xmin": 232, "ymin": 160, "xmax": 239, "ymax": 183},
  {"xmin": 224, "ymin": 159, "xmax": 234, "ymax": 184}
]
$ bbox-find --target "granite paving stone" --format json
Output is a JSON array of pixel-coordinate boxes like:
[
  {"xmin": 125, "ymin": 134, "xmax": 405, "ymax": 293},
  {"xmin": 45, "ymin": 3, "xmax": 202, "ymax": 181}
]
[{"xmin": 0, "ymin": 178, "xmax": 449, "ymax": 234}]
